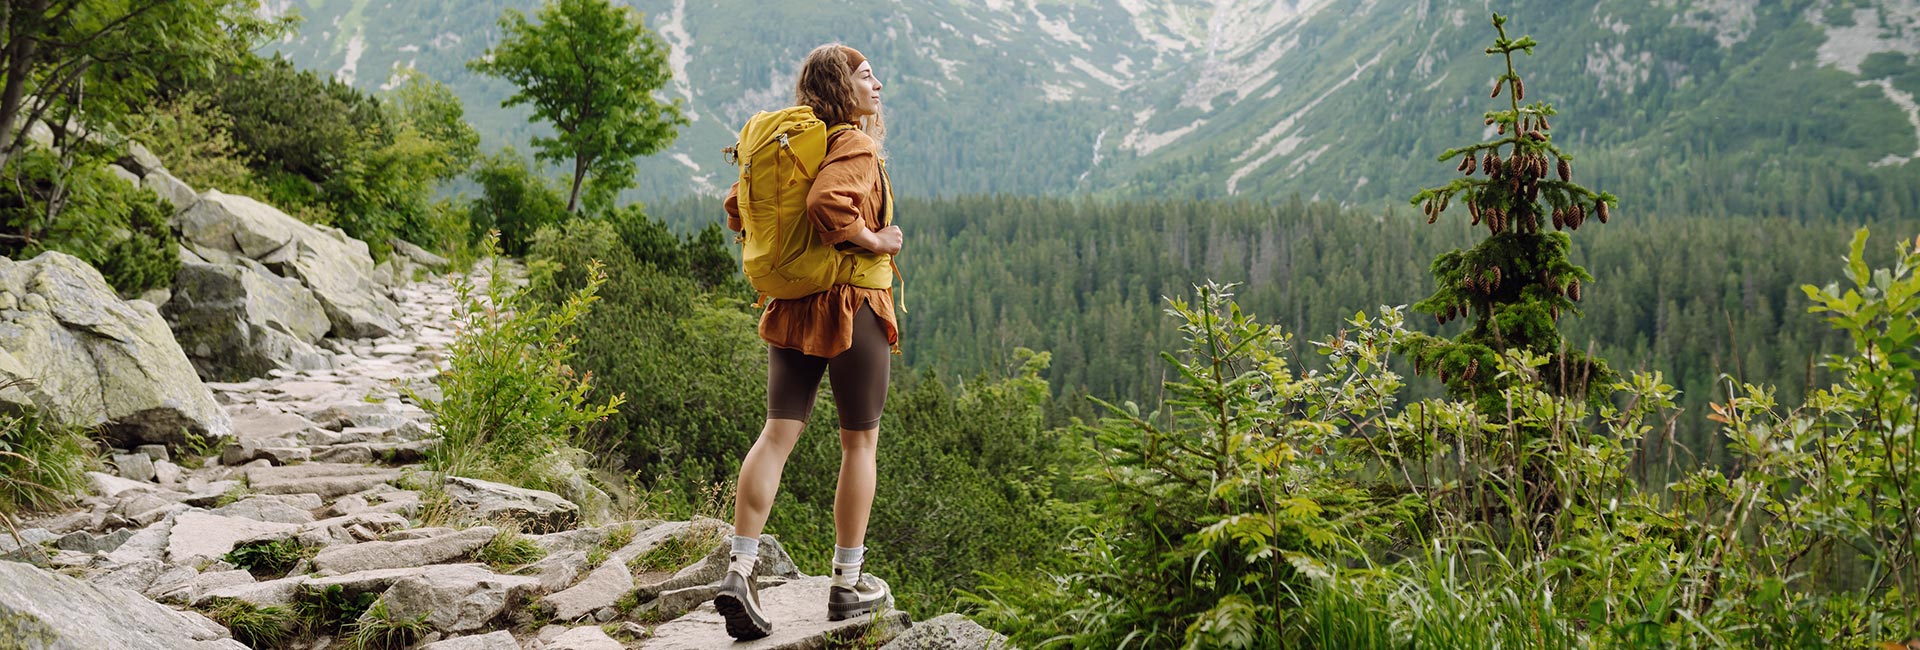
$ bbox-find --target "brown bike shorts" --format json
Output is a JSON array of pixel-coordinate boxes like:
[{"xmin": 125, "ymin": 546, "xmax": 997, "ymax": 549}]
[{"xmin": 765, "ymin": 304, "xmax": 891, "ymax": 430}]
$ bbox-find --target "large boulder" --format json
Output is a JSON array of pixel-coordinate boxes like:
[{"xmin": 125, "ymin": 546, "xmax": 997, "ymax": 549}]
[
  {"xmin": 372, "ymin": 563, "xmax": 542, "ymax": 634},
  {"xmin": 878, "ymin": 614, "xmax": 1016, "ymax": 650},
  {"xmin": 0, "ymin": 251, "xmax": 232, "ymax": 448},
  {"xmin": 443, "ymin": 476, "xmax": 580, "ymax": 533},
  {"xmin": 164, "ymin": 260, "xmax": 331, "ymax": 381},
  {"xmin": 141, "ymin": 170, "xmax": 198, "ymax": 215},
  {"xmin": 175, "ymin": 191, "xmax": 401, "ymax": 338},
  {"xmin": 0, "ymin": 560, "xmax": 248, "ymax": 649}
]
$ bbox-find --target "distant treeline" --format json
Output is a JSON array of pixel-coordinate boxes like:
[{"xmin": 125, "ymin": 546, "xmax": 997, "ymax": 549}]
[{"xmin": 649, "ymin": 194, "xmax": 1918, "ymax": 467}]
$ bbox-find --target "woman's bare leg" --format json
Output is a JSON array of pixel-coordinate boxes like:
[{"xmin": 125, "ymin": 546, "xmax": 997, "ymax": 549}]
[
  {"xmin": 833, "ymin": 427, "xmax": 879, "ymax": 548},
  {"xmin": 731, "ymin": 418, "xmax": 807, "ymax": 539}
]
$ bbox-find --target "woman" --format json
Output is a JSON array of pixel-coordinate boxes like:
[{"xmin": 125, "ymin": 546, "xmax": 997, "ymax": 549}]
[{"xmin": 713, "ymin": 43, "xmax": 901, "ymax": 640}]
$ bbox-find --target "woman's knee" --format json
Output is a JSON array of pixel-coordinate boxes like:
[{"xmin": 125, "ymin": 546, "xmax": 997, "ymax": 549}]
[
  {"xmin": 758, "ymin": 418, "xmax": 807, "ymax": 450},
  {"xmin": 838, "ymin": 427, "xmax": 878, "ymax": 452}
]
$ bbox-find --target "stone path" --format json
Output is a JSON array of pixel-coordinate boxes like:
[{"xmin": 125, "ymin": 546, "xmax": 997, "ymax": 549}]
[{"xmin": 0, "ymin": 265, "xmax": 1006, "ymax": 649}]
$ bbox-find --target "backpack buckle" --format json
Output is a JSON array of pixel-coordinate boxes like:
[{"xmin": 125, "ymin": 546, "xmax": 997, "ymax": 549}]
[
  {"xmin": 722, "ymin": 145, "xmax": 738, "ymax": 166},
  {"xmin": 775, "ymin": 133, "xmax": 791, "ymax": 149}
]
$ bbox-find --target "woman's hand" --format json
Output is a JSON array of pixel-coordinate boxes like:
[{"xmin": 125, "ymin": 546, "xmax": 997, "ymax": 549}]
[{"xmin": 852, "ymin": 225, "xmax": 903, "ymax": 255}]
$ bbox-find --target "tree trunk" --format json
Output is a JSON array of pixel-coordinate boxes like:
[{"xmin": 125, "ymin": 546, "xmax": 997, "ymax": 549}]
[
  {"xmin": 566, "ymin": 152, "xmax": 588, "ymax": 214},
  {"xmin": 0, "ymin": 0, "xmax": 50, "ymax": 172}
]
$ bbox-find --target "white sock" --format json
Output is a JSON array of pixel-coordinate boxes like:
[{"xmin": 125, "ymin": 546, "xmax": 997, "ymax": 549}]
[
  {"xmin": 729, "ymin": 533, "xmax": 760, "ymax": 576},
  {"xmin": 831, "ymin": 545, "xmax": 865, "ymax": 586}
]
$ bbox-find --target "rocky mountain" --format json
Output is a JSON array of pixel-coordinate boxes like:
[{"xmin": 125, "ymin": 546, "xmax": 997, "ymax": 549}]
[{"xmin": 266, "ymin": 0, "xmax": 1920, "ymax": 217}]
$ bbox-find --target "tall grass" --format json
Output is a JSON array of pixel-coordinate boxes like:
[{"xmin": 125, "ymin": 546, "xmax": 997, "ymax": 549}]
[{"xmin": 0, "ymin": 386, "xmax": 96, "ymax": 545}]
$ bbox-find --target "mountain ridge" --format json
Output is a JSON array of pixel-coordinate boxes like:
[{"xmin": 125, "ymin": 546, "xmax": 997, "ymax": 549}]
[{"xmin": 266, "ymin": 0, "xmax": 1920, "ymax": 218}]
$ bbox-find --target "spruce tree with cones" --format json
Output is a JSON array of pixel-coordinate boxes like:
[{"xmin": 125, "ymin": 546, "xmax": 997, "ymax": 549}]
[{"xmin": 1404, "ymin": 12, "xmax": 1619, "ymax": 412}]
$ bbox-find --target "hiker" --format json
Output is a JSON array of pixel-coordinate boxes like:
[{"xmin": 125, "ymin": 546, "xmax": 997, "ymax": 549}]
[{"xmin": 712, "ymin": 43, "xmax": 901, "ymax": 640}]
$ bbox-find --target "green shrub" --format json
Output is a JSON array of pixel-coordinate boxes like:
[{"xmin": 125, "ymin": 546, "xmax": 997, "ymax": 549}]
[
  {"xmin": 0, "ymin": 397, "xmax": 96, "ymax": 533},
  {"xmin": 467, "ymin": 148, "xmax": 567, "ymax": 256},
  {"xmin": 296, "ymin": 584, "xmax": 377, "ymax": 636},
  {"xmin": 409, "ymin": 234, "xmax": 622, "ymax": 493},
  {"xmin": 0, "ymin": 148, "xmax": 180, "ymax": 295},
  {"xmin": 120, "ymin": 91, "xmax": 263, "ymax": 196},
  {"xmin": 223, "ymin": 539, "xmax": 318, "ymax": 579}
]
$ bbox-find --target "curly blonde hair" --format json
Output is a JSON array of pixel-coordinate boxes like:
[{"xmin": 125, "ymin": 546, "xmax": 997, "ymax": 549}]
[{"xmin": 795, "ymin": 43, "xmax": 885, "ymax": 152}]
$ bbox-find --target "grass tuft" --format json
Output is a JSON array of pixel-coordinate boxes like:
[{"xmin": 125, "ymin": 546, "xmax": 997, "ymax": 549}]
[
  {"xmin": 476, "ymin": 528, "xmax": 547, "ymax": 569},
  {"xmin": 206, "ymin": 597, "xmax": 296, "ymax": 648},
  {"xmin": 224, "ymin": 538, "xmax": 318, "ymax": 578}
]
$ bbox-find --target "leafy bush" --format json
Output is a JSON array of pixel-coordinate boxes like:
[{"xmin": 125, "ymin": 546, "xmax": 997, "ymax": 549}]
[
  {"xmin": 467, "ymin": 148, "xmax": 568, "ymax": 256},
  {"xmin": 119, "ymin": 91, "xmax": 262, "ymax": 196},
  {"xmin": 410, "ymin": 235, "xmax": 622, "ymax": 494},
  {"xmin": 0, "ymin": 398, "xmax": 94, "ymax": 537},
  {"xmin": 0, "ymin": 148, "xmax": 180, "ymax": 295}
]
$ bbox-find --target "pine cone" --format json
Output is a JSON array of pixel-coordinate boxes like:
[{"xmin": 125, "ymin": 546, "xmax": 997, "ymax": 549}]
[
  {"xmin": 1515, "ymin": 77, "xmax": 1525, "ymax": 100},
  {"xmin": 1468, "ymin": 200, "xmax": 1482, "ymax": 224},
  {"xmin": 1552, "ymin": 207, "xmax": 1566, "ymax": 230},
  {"xmin": 1540, "ymin": 115, "xmax": 1551, "ymax": 131},
  {"xmin": 1492, "ymin": 78, "xmax": 1503, "ymax": 98},
  {"xmin": 1557, "ymin": 158, "xmax": 1571, "ymax": 182},
  {"xmin": 1458, "ymin": 156, "xmax": 1472, "ymax": 172},
  {"xmin": 1465, "ymin": 155, "xmax": 1478, "ymax": 175},
  {"xmin": 1551, "ymin": 306, "xmax": 1560, "ymax": 320},
  {"xmin": 1571, "ymin": 280, "xmax": 1582, "ymax": 301},
  {"xmin": 1487, "ymin": 152, "xmax": 1502, "ymax": 176},
  {"xmin": 1597, "ymin": 201, "xmax": 1611, "ymax": 223},
  {"xmin": 1498, "ymin": 122, "xmax": 1507, "ymax": 135}
]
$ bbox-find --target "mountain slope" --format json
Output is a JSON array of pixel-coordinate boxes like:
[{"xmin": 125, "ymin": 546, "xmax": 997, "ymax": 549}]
[{"xmin": 266, "ymin": 0, "xmax": 1920, "ymax": 218}]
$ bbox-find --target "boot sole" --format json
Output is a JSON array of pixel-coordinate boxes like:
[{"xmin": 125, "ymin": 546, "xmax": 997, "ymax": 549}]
[
  {"xmin": 714, "ymin": 592, "xmax": 772, "ymax": 640},
  {"xmin": 827, "ymin": 596, "xmax": 891, "ymax": 621}
]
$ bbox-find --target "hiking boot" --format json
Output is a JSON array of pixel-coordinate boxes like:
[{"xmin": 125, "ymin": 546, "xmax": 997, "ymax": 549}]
[
  {"xmin": 713, "ymin": 564, "xmax": 772, "ymax": 640},
  {"xmin": 826, "ymin": 562, "xmax": 892, "ymax": 621}
]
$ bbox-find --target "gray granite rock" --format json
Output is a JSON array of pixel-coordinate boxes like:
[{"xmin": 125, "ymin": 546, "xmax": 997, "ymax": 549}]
[{"xmin": 0, "ymin": 560, "xmax": 246, "ymax": 649}]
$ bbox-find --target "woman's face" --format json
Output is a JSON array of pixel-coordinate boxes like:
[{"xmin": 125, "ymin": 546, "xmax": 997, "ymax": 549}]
[{"xmin": 854, "ymin": 61, "xmax": 883, "ymax": 118}]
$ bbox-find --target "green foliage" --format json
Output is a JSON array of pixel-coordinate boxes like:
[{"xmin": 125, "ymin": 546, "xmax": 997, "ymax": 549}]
[
  {"xmin": 223, "ymin": 539, "xmax": 318, "ymax": 579},
  {"xmin": 410, "ymin": 235, "xmax": 623, "ymax": 494},
  {"xmin": 296, "ymin": 584, "xmax": 378, "ymax": 636},
  {"xmin": 1404, "ymin": 12, "xmax": 1616, "ymax": 408},
  {"xmin": 467, "ymin": 0, "xmax": 686, "ymax": 212},
  {"xmin": 968, "ymin": 285, "xmax": 1417, "ymax": 648},
  {"xmin": 0, "ymin": 398, "xmax": 95, "ymax": 538},
  {"xmin": 344, "ymin": 599, "xmax": 428, "ymax": 650},
  {"xmin": 0, "ymin": 148, "xmax": 180, "ymax": 295},
  {"xmin": 476, "ymin": 529, "xmax": 547, "ymax": 569},
  {"xmin": 466, "ymin": 148, "xmax": 568, "ymax": 256},
  {"xmin": 206, "ymin": 598, "xmax": 297, "ymax": 649},
  {"xmin": 120, "ymin": 91, "xmax": 263, "ymax": 196}
]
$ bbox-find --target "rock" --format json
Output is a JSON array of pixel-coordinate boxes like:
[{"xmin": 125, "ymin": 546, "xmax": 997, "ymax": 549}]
[
  {"xmin": 244, "ymin": 463, "xmax": 399, "ymax": 498},
  {"xmin": 389, "ymin": 237, "xmax": 450, "ymax": 270},
  {"xmin": 89, "ymin": 471, "xmax": 153, "ymax": 499},
  {"xmin": 645, "ymin": 583, "xmax": 722, "ymax": 623},
  {"xmin": 641, "ymin": 576, "xmax": 909, "ymax": 650},
  {"xmin": 141, "ymin": 169, "xmax": 197, "ymax": 213},
  {"xmin": 443, "ymin": 476, "xmax": 579, "ymax": 533},
  {"xmin": 156, "ymin": 569, "xmax": 254, "ymax": 605},
  {"xmin": 309, "ymin": 526, "xmax": 495, "ymax": 574},
  {"xmin": 111, "ymin": 452, "xmax": 157, "ymax": 483},
  {"xmin": 372, "ymin": 562, "xmax": 542, "ymax": 634},
  {"xmin": 87, "ymin": 559, "xmax": 167, "ymax": 594},
  {"xmin": 547, "ymin": 626, "xmax": 623, "ymax": 650},
  {"xmin": 55, "ymin": 528, "xmax": 136, "ymax": 554},
  {"xmin": 188, "ymin": 575, "xmax": 309, "ymax": 608},
  {"xmin": 176, "ymin": 191, "xmax": 402, "ymax": 337},
  {"xmin": 0, "ymin": 251, "xmax": 233, "ymax": 449},
  {"xmin": 523, "ymin": 550, "xmax": 593, "ymax": 593},
  {"xmin": 226, "ymin": 405, "xmax": 322, "ymax": 439},
  {"xmin": 544, "ymin": 558, "xmax": 635, "ymax": 621},
  {"xmin": 218, "ymin": 438, "xmax": 311, "ymax": 466},
  {"xmin": 0, "ymin": 560, "xmax": 247, "ymax": 649},
  {"xmin": 212, "ymin": 496, "xmax": 317, "ymax": 524},
  {"xmin": 164, "ymin": 512, "xmax": 300, "ymax": 564},
  {"xmin": 164, "ymin": 261, "xmax": 331, "ymax": 381},
  {"xmin": 135, "ymin": 444, "xmax": 170, "ymax": 461},
  {"xmin": 310, "ymin": 439, "xmax": 434, "ymax": 465},
  {"xmin": 420, "ymin": 631, "xmax": 520, "ymax": 650},
  {"xmin": 154, "ymin": 459, "xmax": 184, "ymax": 487},
  {"xmin": 107, "ymin": 518, "xmax": 177, "ymax": 565},
  {"xmin": 105, "ymin": 163, "xmax": 141, "ymax": 186},
  {"xmin": 121, "ymin": 141, "xmax": 167, "ymax": 177},
  {"xmin": 23, "ymin": 120, "xmax": 53, "ymax": 149},
  {"xmin": 309, "ymin": 402, "xmax": 418, "ymax": 431},
  {"xmin": 878, "ymin": 614, "xmax": 1015, "ymax": 650}
]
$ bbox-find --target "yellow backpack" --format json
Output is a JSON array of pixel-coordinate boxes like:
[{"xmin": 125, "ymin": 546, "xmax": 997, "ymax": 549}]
[{"xmin": 727, "ymin": 106, "xmax": 901, "ymax": 311}]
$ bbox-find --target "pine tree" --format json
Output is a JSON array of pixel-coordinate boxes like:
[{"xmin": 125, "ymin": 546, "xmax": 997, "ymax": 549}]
[{"xmin": 1402, "ymin": 13, "xmax": 1621, "ymax": 411}]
